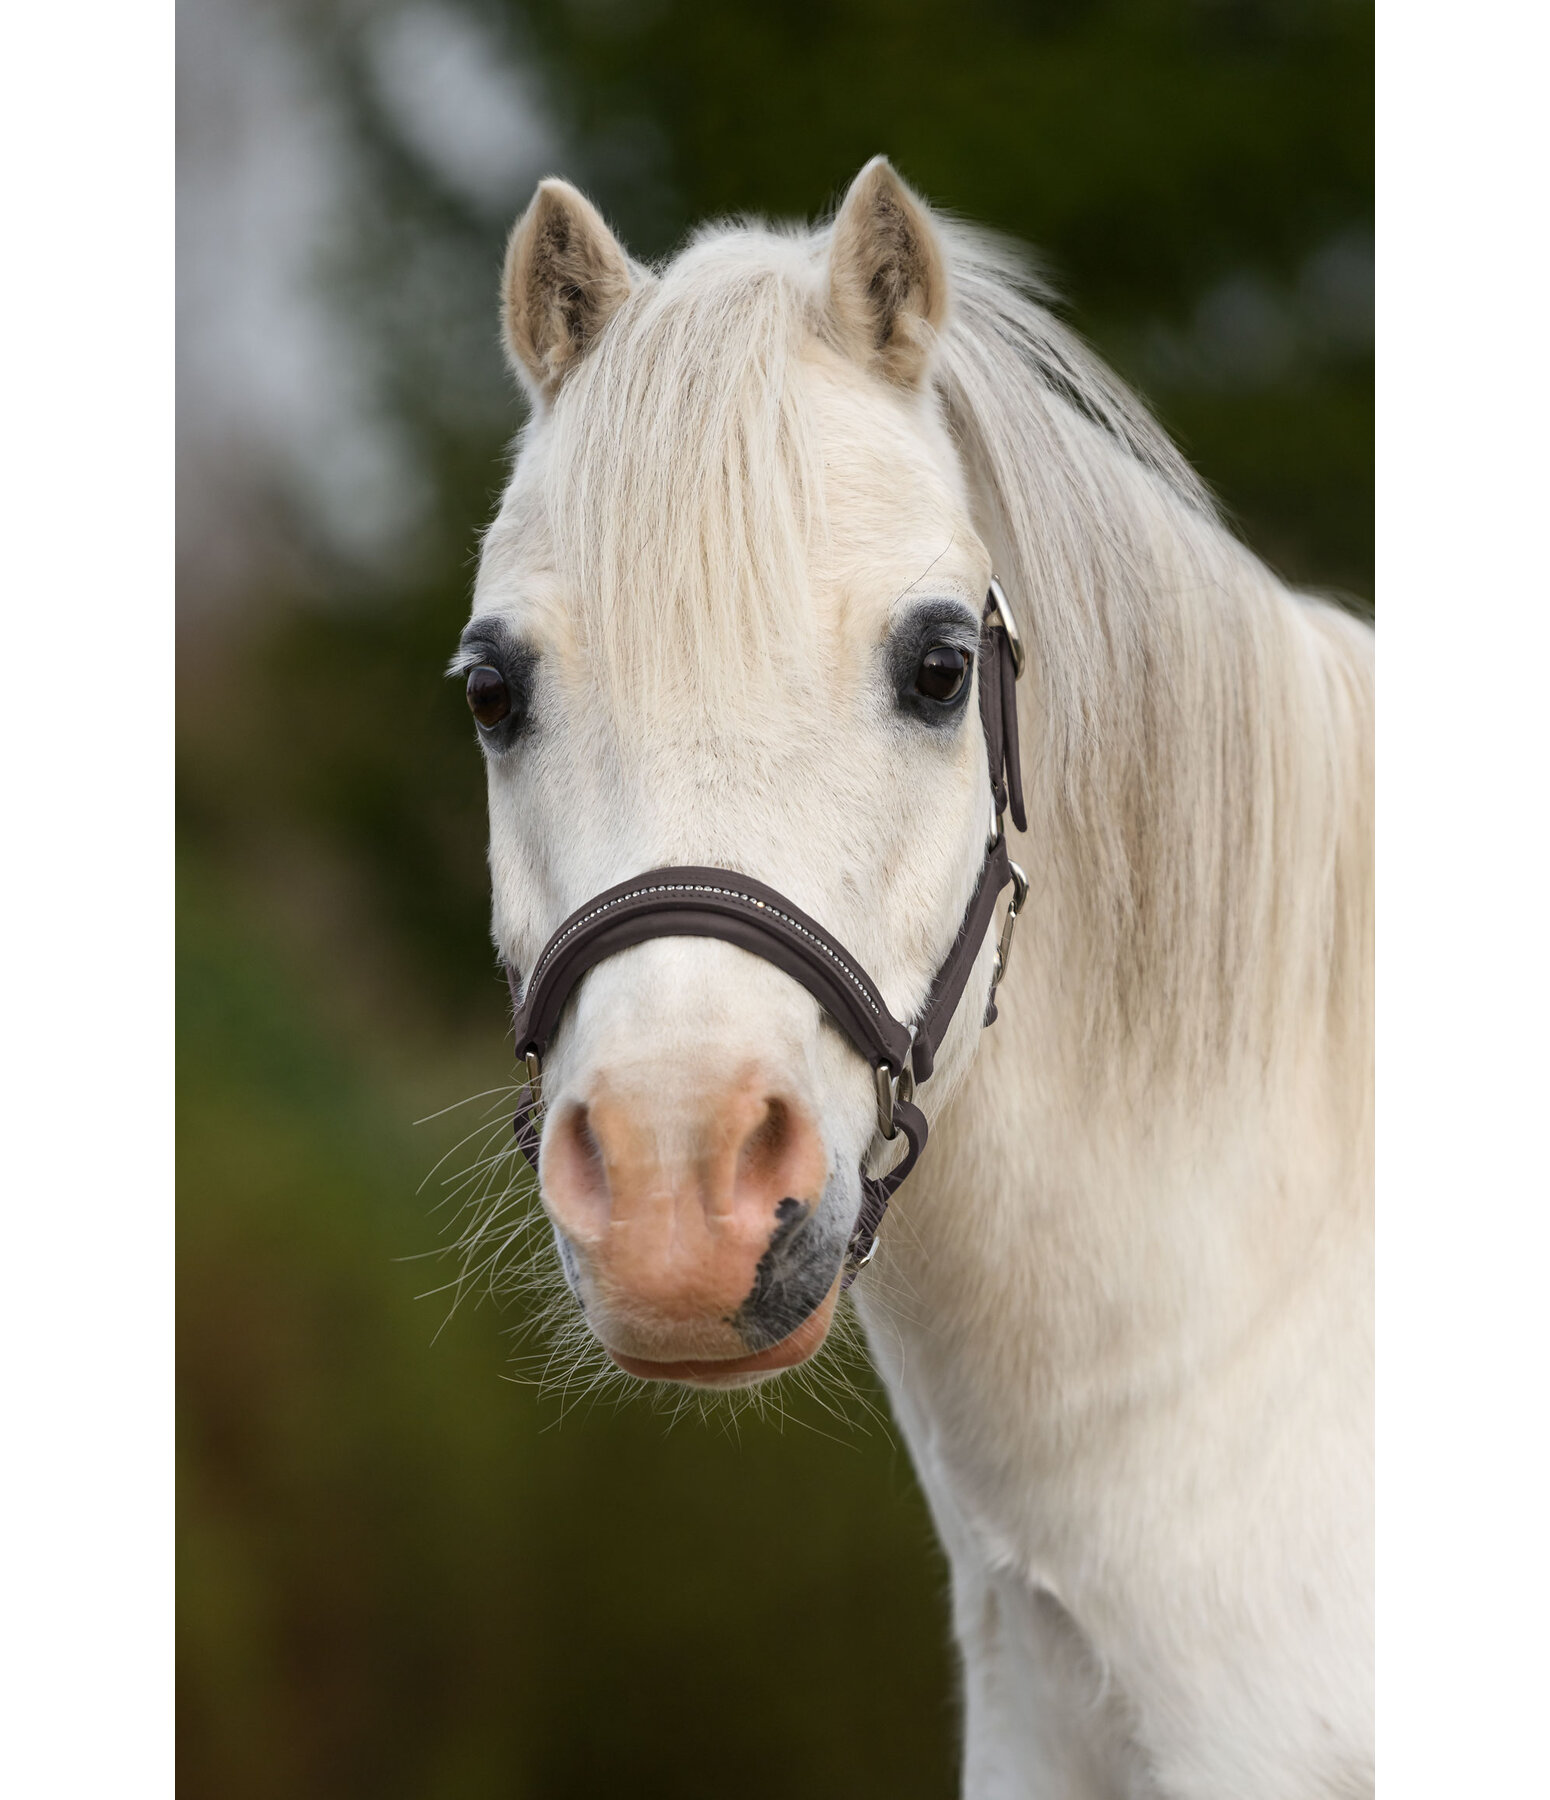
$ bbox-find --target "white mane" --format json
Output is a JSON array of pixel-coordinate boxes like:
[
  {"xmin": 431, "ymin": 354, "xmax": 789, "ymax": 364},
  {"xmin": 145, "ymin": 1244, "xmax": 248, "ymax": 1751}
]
[
  {"xmin": 935, "ymin": 226, "xmax": 1373, "ymax": 1097},
  {"xmin": 506, "ymin": 213, "xmax": 1373, "ymax": 1100}
]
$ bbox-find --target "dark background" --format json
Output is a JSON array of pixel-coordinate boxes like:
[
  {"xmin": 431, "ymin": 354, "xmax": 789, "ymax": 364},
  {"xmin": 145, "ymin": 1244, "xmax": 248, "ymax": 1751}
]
[{"xmin": 177, "ymin": 2, "xmax": 1371, "ymax": 1793}]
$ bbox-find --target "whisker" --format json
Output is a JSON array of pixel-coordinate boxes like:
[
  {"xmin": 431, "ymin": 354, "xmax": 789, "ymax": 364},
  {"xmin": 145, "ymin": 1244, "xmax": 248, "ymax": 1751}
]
[
  {"xmin": 413, "ymin": 1084, "xmax": 523, "ymax": 1128},
  {"xmin": 417, "ymin": 1100, "xmax": 903, "ymax": 1446}
]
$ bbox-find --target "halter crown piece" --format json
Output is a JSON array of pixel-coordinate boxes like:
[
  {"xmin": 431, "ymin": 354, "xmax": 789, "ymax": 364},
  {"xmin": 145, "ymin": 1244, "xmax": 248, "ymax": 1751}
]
[{"xmin": 505, "ymin": 580, "xmax": 1028, "ymax": 1287}]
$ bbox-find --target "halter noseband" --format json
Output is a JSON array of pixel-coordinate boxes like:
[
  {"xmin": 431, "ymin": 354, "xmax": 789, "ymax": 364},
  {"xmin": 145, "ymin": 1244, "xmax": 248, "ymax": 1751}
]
[{"xmin": 505, "ymin": 580, "xmax": 1028, "ymax": 1286}]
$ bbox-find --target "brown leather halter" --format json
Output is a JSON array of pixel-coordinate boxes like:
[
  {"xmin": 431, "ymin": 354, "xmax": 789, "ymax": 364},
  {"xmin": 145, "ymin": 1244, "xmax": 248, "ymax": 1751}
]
[{"xmin": 505, "ymin": 580, "xmax": 1028, "ymax": 1285}]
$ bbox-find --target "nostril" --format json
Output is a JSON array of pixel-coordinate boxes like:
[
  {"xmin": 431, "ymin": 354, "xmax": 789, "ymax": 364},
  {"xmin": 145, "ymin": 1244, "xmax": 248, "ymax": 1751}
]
[
  {"xmin": 567, "ymin": 1101, "xmax": 603, "ymax": 1171},
  {"xmin": 544, "ymin": 1082, "xmax": 827, "ymax": 1270},
  {"xmin": 543, "ymin": 1099, "xmax": 611, "ymax": 1239},
  {"xmin": 736, "ymin": 1097, "xmax": 793, "ymax": 1192},
  {"xmin": 732, "ymin": 1093, "xmax": 827, "ymax": 1221}
]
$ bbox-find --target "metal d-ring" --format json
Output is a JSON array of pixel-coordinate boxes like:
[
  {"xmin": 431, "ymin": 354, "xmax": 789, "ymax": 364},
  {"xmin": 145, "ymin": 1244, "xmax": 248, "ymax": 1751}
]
[
  {"xmin": 987, "ymin": 575, "xmax": 1027, "ymax": 680},
  {"xmin": 992, "ymin": 861, "xmax": 1030, "ymax": 991}
]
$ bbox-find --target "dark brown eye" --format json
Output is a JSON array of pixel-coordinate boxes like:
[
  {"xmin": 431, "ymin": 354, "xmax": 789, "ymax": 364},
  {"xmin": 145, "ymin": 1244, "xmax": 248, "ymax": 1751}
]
[
  {"xmin": 914, "ymin": 644, "xmax": 969, "ymax": 703},
  {"xmin": 466, "ymin": 664, "xmax": 511, "ymax": 727}
]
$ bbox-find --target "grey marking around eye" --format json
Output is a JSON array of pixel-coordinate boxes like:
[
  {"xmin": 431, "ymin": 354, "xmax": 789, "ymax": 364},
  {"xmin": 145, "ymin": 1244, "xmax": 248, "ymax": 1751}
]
[
  {"xmin": 450, "ymin": 615, "xmax": 539, "ymax": 750},
  {"xmin": 888, "ymin": 597, "xmax": 982, "ymax": 727}
]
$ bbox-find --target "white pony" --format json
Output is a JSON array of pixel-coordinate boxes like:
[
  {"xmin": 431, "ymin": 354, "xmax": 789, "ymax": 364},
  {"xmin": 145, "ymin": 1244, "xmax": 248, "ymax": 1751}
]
[{"xmin": 458, "ymin": 159, "xmax": 1373, "ymax": 1797}]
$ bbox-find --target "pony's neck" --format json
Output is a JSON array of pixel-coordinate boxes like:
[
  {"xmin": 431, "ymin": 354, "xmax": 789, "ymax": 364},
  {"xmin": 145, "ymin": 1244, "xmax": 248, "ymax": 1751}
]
[
  {"xmin": 861, "ymin": 472, "xmax": 1373, "ymax": 1440},
  {"xmin": 980, "ymin": 425, "xmax": 1372, "ymax": 1108}
]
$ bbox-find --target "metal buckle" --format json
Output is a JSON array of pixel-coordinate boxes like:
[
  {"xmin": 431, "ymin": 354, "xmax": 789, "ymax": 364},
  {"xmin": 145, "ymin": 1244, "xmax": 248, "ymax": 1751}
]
[
  {"xmin": 874, "ymin": 1060, "xmax": 915, "ymax": 1141},
  {"xmin": 991, "ymin": 861, "xmax": 1029, "ymax": 990},
  {"xmin": 986, "ymin": 576, "xmax": 1027, "ymax": 680},
  {"xmin": 524, "ymin": 1049, "xmax": 543, "ymax": 1107}
]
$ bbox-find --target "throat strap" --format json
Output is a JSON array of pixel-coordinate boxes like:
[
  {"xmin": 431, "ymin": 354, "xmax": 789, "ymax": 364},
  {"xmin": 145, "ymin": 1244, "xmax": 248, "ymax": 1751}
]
[{"xmin": 503, "ymin": 586, "xmax": 1026, "ymax": 1281}]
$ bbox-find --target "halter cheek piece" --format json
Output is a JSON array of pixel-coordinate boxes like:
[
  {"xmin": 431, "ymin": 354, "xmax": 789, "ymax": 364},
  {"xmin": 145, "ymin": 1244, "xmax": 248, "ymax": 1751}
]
[{"xmin": 505, "ymin": 581, "xmax": 1027, "ymax": 1287}]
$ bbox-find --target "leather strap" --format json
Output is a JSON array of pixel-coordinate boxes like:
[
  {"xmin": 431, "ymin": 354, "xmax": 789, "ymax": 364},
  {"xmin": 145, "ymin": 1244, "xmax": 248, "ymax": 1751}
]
[
  {"xmin": 510, "ymin": 869, "xmax": 914, "ymax": 1072},
  {"xmin": 908, "ymin": 831, "xmax": 1012, "ymax": 1083},
  {"xmin": 503, "ymin": 589, "xmax": 1025, "ymax": 1281}
]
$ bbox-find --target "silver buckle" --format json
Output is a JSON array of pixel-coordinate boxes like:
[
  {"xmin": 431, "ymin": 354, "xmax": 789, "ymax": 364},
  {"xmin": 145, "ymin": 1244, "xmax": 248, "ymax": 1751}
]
[
  {"xmin": 874, "ymin": 1060, "xmax": 915, "ymax": 1141},
  {"xmin": 986, "ymin": 576, "xmax": 1027, "ymax": 680},
  {"xmin": 524, "ymin": 1049, "xmax": 543, "ymax": 1107}
]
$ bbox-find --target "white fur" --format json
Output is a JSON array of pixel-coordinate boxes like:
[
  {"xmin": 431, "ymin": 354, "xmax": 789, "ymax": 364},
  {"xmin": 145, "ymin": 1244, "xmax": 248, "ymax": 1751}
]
[{"xmin": 469, "ymin": 166, "xmax": 1372, "ymax": 1797}]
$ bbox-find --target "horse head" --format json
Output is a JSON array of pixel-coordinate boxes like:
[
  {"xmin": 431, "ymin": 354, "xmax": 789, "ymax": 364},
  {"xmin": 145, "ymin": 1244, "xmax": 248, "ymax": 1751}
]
[{"xmin": 459, "ymin": 160, "xmax": 1006, "ymax": 1386}]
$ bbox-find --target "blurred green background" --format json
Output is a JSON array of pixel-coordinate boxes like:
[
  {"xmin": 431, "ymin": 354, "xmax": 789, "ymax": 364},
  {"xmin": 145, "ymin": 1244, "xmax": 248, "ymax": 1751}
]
[{"xmin": 177, "ymin": 1, "xmax": 1371, "ymax": 1793}]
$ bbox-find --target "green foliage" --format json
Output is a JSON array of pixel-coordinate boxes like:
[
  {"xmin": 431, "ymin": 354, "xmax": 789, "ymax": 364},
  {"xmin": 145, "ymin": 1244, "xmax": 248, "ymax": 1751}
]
[
  {"xmin": 451, "ymin": 0, "xmax": 1373, "ymax": 593},
  {"xmin": 180, "ymin": 861, "xmax": 957, "ymax": 1798}
]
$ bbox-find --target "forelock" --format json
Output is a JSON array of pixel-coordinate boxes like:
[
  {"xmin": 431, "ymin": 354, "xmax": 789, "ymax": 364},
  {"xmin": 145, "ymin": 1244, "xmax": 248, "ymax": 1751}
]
[{"xmin": 540, "ymin": 227, "xmax": 829, "ymax": 719}]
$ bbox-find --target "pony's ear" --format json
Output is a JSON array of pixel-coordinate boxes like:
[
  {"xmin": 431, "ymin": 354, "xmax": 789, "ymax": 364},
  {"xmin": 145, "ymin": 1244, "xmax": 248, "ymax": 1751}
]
[
  {"xmin": 502, "ymin": 179, "xmax": 632, "ymax": 406},
  {"xmin": 825, "ymin": 157, "xmax": 949, "ymax": 390}
]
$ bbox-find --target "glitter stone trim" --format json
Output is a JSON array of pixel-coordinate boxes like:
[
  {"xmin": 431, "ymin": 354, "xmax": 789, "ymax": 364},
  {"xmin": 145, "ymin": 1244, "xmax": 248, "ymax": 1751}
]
[{"xmin": 525, "ymin": 880, "xmax": 883, "ymax": 1019}]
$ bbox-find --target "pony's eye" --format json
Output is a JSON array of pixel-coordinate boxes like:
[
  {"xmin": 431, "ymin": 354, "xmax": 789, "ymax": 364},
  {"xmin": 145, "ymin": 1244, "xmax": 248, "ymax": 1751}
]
[
  {"xmin": 466, "ymin": 665, "xmax": 511, "ymax": 727},
  {"xmin": 914, "ymin": 645, "xmax": 970, "ymax": 703}
]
